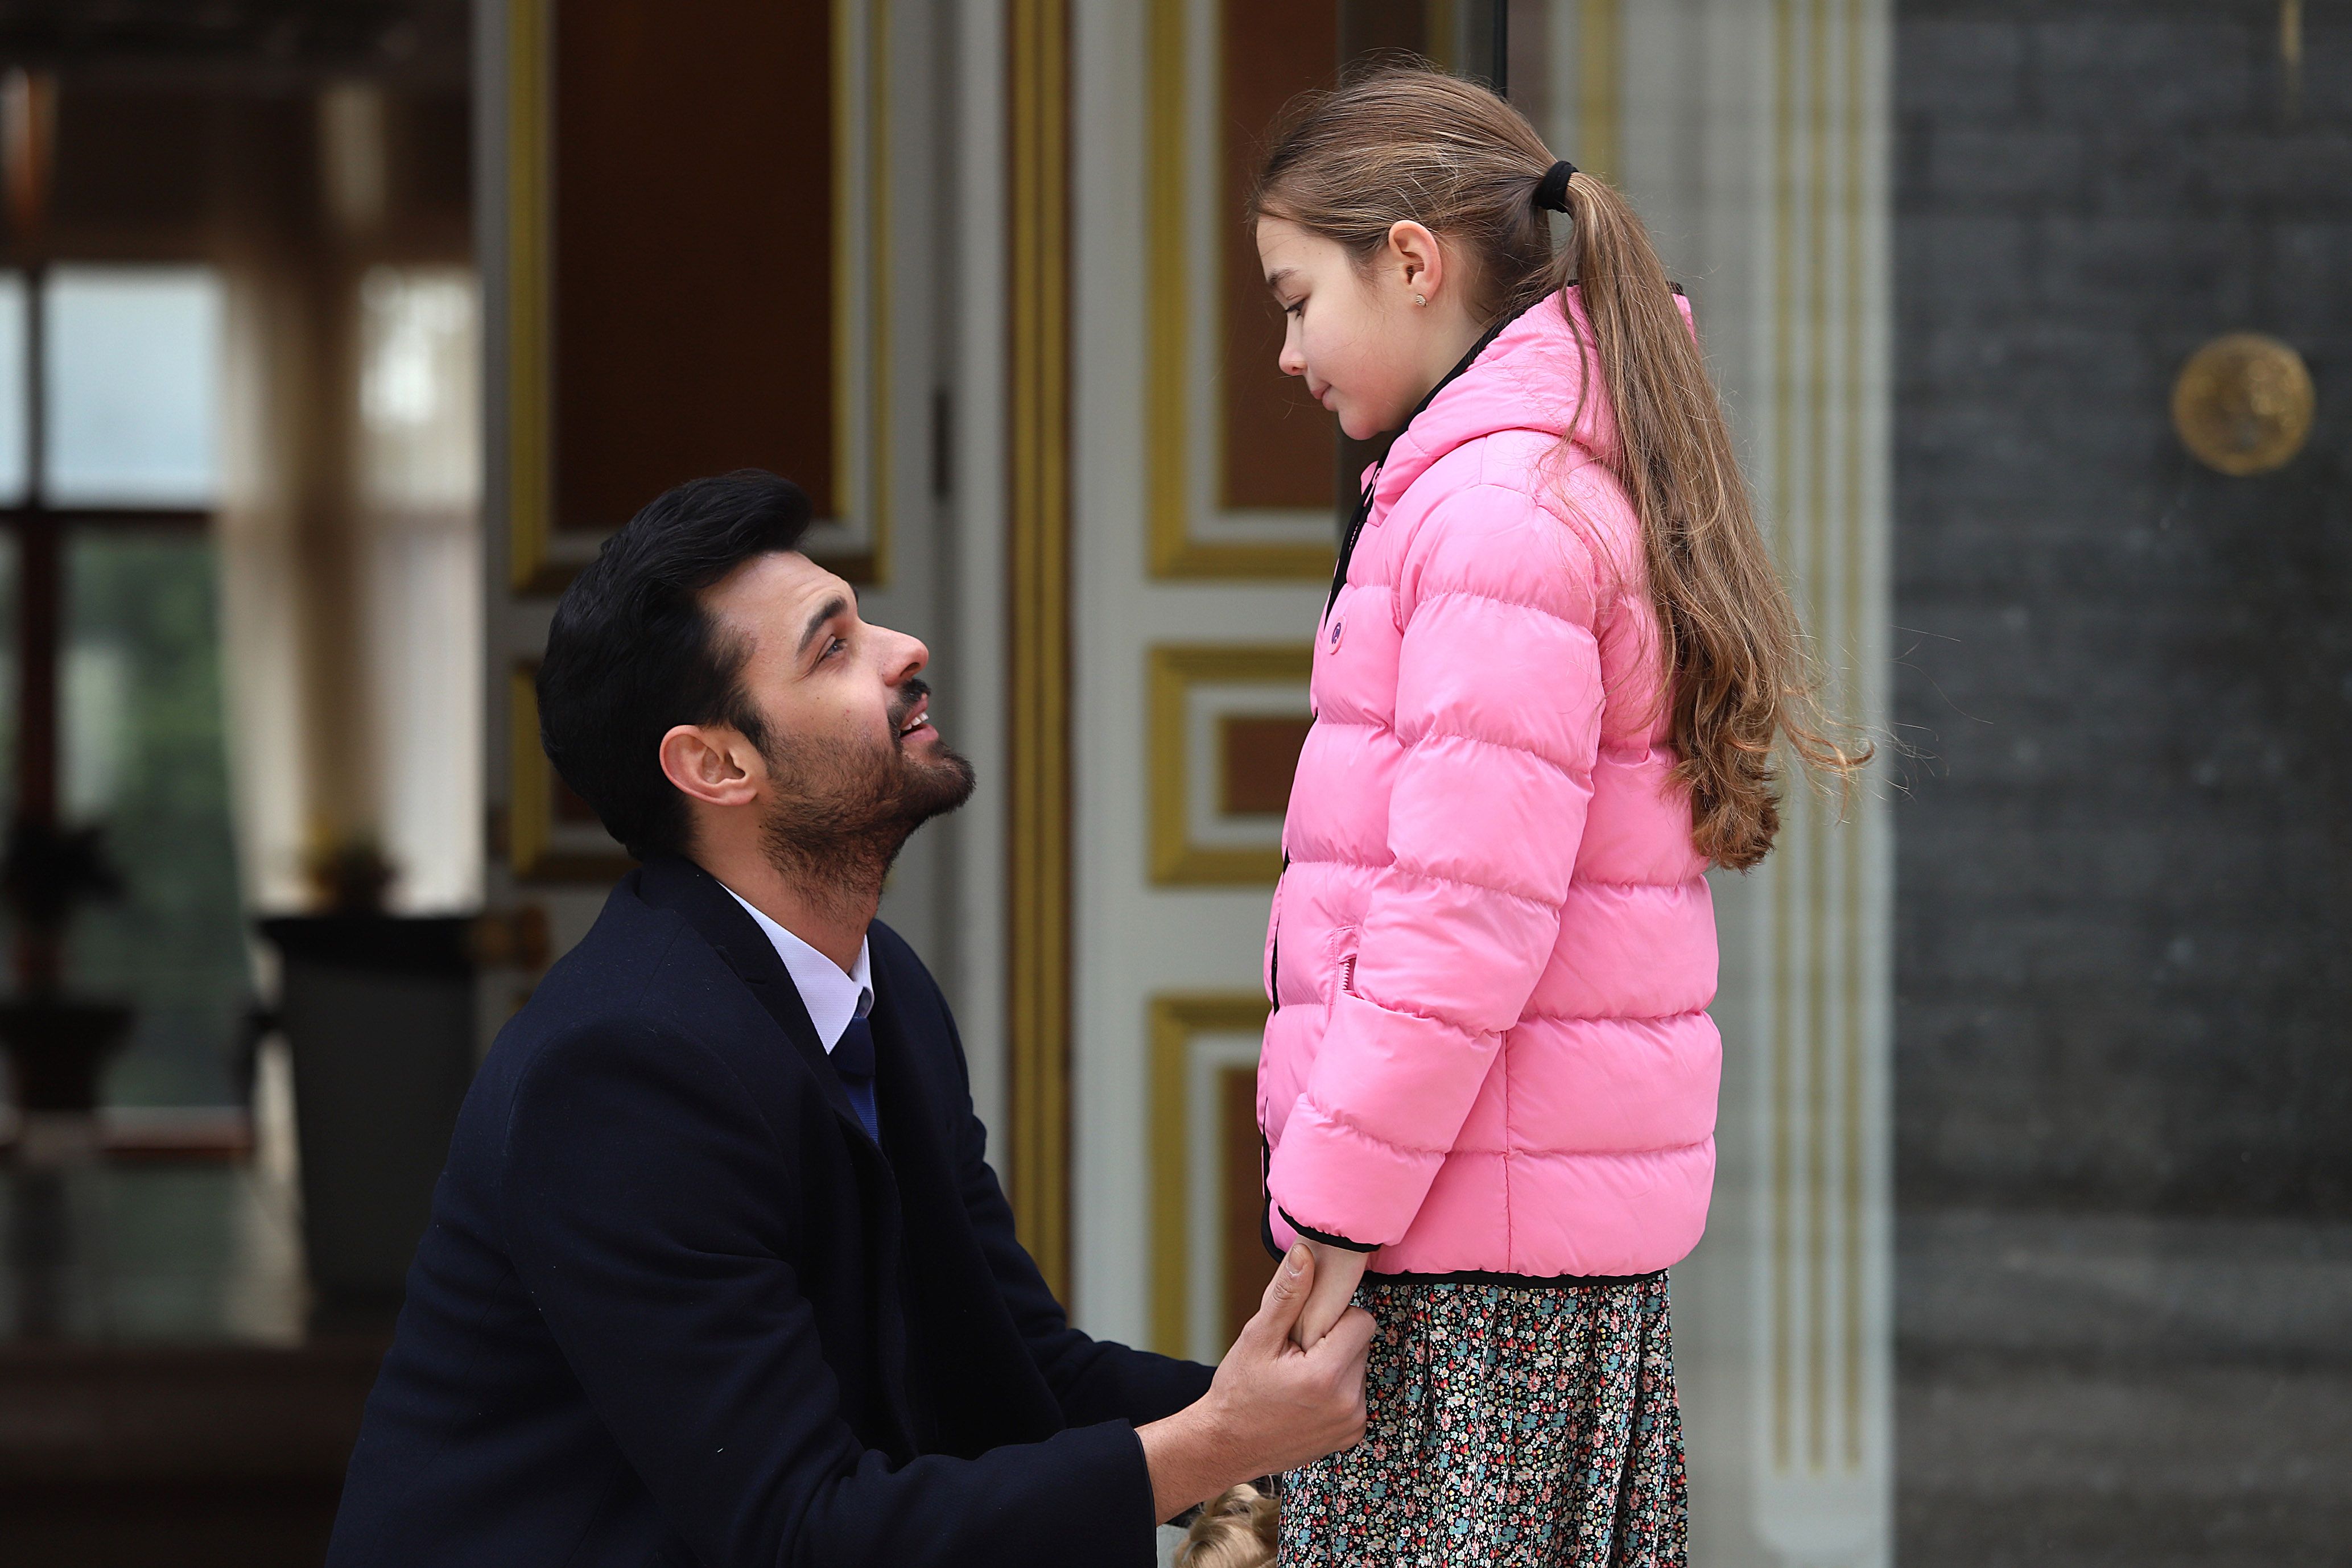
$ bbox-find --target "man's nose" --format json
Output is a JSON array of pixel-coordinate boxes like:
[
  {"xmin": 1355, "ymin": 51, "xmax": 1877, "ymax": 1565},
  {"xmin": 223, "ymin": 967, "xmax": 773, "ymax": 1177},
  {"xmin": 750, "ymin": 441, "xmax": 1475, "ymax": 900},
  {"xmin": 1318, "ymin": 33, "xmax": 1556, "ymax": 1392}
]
[{"xmin": 888, "ymin": 630, "xmax": 930, "ymax": 679}]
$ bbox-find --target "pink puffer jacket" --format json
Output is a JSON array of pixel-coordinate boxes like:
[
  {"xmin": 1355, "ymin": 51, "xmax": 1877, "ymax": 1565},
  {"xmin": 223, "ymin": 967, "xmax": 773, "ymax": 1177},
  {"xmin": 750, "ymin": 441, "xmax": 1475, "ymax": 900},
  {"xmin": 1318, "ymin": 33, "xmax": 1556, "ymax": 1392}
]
[{"xmin": 1260, "ymin": 287, "xmax": 1719, "ymax": 1278}]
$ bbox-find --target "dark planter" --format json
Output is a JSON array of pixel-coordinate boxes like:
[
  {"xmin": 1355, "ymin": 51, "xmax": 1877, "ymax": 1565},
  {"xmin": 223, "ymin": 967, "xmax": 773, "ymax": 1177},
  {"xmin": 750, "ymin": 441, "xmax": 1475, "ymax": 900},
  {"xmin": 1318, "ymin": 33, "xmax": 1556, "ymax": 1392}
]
[
  {"xmin": 0, "ymin": 998, "xmax": 135, "ymax": 1114},
  {"xmin": 259, "ymin": 915, "xmax": 478, "ymax": 1305}
]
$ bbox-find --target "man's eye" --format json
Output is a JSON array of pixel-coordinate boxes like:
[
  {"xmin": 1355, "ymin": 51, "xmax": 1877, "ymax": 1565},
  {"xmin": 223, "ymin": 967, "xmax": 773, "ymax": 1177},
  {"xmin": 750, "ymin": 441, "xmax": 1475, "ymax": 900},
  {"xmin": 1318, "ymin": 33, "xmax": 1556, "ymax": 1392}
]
[{"xmin": 821, "ymin": 636, "xmax": 846, "ymax": 661}]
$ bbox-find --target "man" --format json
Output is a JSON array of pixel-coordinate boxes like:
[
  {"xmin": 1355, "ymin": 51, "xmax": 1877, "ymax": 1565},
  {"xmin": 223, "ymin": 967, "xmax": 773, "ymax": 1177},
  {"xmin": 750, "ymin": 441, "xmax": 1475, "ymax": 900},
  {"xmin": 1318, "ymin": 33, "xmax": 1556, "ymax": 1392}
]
[{"xmin": 326, "ymin": 471, "xmax": 1372, "ymax": 1566}]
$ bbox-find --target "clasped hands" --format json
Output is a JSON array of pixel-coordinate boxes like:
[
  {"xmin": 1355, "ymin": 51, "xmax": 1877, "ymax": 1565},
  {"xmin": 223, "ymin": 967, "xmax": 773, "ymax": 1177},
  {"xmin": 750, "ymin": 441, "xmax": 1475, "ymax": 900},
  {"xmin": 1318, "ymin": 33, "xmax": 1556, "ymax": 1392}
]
[
  {"xmin": 1288, "ymin": 1238, "xmax": 1372, "ymax": 1352},
  {"xmin": 1137, "ymin": 1241, "xmax": 1377, "ymax": 1522}
]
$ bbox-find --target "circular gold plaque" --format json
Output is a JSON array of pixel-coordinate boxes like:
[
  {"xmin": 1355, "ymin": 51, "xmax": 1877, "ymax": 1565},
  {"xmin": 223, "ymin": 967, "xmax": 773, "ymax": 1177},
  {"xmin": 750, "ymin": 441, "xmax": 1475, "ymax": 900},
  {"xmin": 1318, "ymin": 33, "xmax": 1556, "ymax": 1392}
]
[{"xmin": 2171, "ymin": 332, "xmax": 2316, "ymax": 476}]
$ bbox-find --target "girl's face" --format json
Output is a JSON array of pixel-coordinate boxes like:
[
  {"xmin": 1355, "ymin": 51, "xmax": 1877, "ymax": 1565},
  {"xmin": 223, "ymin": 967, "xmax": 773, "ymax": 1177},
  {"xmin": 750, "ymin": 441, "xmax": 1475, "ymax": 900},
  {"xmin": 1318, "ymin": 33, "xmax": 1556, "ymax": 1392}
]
[{"xmin": 1256, "ymin": 214, "xmax": 1478, "ymax": 441}]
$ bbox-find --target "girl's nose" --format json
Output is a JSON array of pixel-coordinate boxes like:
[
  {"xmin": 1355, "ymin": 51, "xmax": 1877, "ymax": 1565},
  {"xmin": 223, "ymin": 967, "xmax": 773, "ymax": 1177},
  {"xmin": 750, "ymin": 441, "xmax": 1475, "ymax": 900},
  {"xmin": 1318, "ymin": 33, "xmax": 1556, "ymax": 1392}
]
[{"xmin": 1278, "ymin": 326, "xmax": 1306, "ymax": 378}]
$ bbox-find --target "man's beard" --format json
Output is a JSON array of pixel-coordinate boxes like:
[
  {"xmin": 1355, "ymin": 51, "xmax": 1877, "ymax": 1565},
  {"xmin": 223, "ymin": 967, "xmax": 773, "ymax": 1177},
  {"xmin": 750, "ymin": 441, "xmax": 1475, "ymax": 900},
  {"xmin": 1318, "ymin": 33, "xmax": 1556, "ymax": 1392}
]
[{"xmin": 755, "ymin": 679, "xmax": 976, "ymax": 905}]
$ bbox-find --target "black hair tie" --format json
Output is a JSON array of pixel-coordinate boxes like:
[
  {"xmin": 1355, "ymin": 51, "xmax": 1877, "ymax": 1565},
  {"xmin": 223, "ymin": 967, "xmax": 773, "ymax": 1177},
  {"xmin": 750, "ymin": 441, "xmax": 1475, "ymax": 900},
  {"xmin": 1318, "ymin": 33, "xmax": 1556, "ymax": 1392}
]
[{"xmin": 1534, "ymin": 159, "xmax": 1578, "ymax": 213}]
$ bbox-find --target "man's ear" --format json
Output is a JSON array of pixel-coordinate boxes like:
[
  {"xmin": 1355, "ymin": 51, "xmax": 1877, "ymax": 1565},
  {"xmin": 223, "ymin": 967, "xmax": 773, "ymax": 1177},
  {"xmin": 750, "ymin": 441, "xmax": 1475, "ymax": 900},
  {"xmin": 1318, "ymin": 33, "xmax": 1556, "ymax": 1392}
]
[{"xmin": 658, "ymin": 723, "xmax": 764, "ymax": 811}]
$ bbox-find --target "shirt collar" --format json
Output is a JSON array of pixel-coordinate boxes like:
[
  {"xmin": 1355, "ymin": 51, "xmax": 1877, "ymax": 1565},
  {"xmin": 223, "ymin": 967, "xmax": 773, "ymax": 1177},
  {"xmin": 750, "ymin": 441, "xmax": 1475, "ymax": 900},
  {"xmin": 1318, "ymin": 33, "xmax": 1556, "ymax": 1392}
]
[{"xmin": 718, "ymin": 885, "xmax": 873, "ymax": 1055}]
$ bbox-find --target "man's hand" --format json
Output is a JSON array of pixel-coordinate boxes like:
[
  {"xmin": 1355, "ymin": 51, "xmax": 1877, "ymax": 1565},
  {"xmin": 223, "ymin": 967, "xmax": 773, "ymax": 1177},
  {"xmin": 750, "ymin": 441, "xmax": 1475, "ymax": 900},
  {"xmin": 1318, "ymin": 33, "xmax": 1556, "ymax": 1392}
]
[
  {"xmin": 1136, "ymin": 1243, "xmax": 1374, "ymax": 1522},
  {"xmin": 1289, "ymin": 1239, "xmax": 1371, "ymax": 1351}
]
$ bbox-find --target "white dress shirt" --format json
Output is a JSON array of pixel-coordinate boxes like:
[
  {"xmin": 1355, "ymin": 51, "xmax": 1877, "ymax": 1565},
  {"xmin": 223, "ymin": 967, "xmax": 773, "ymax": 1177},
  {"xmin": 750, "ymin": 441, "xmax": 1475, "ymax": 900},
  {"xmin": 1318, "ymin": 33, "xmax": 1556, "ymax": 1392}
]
[{"xmin": 719, "ymin": 885, "xmax": 874, "ymax": 1052}]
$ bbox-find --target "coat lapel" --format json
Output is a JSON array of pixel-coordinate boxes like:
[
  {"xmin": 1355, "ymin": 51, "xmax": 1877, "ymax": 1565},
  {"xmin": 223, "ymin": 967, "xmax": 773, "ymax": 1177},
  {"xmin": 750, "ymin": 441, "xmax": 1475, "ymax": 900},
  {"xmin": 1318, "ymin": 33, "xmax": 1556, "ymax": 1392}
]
[
  {"xmin": 634, "ymin": 855, "xmax": 923, "ymax": 1456},
  {"xmin": 633, "ymin": 855, "xmax": 865, "ymax": 1136},
  {"xmin": 863, "ymin": 938, "xmax": 1068, "ymax": 1454}
]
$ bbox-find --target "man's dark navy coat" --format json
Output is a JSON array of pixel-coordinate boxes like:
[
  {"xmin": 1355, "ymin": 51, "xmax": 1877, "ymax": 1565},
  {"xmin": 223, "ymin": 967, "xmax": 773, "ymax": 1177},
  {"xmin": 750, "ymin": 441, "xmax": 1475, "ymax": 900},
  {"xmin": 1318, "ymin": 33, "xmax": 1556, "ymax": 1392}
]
[{"xmin": 327, "ymin": 856, "xmax": 1212, "ymax": 1566}]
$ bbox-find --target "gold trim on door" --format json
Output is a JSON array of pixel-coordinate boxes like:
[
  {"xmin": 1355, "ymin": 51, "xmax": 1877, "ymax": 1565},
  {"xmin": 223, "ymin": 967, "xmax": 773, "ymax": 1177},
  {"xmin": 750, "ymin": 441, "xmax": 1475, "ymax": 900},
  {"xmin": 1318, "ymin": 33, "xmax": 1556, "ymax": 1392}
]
[
  {"xmin": 504, "ymin": 0, "xmax": 555, "ymax": 592},
  {"xmin": 1145, "ymin": 0, "xmax": 1338, "ymax": 580},
  {"xmin": 1149, "ymin": 643, "xmax": 1314, "ymax": 885},
  {"xmin": 1006, "ymin": 0, "xmax": 1074, "ymax": 1302},
  {"xmin": 1764, "ymin": 0, "xmax": 1883, "ymax": 1482},
  {"xmin": 504, "ymin": 0, "xmax": 895, "ymax": 593},
  {"xmin": 1575, "ymin": 0, "xmax": 1623, "ymax": 182},
  {"xmin": 827, "ymin": 0, "xmax": 895, "ymax": 584},
  {"xmin": 1150, "ymin": 993, "xmax": 1272, "ymax": 1358}
]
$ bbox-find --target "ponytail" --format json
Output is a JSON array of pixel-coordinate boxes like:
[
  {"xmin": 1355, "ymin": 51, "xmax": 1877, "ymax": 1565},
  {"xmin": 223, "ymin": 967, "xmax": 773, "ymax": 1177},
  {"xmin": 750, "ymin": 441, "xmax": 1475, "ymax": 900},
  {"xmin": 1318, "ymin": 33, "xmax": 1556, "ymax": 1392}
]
[{"xmin": 1551, "ymin": 167, "xmax": 1861, "ymax": 868}]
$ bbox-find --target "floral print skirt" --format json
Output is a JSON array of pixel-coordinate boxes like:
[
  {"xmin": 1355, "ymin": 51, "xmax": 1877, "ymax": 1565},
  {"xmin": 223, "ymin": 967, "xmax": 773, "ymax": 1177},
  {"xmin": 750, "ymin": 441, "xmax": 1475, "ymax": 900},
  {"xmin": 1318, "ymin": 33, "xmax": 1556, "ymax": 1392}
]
[{"xmin": 1278, "ymin": 1272, "xmax": 1687, "ymax": 1567}]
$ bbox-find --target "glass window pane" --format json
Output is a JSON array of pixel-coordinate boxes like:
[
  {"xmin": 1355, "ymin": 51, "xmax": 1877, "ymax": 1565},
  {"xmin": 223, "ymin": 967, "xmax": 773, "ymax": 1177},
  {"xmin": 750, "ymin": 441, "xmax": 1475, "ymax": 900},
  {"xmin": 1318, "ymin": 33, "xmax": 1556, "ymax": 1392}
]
[
  {"xmin": 0, "ymin": 272, "xmax": 23, "ymax": 505},
  {"xmin": 358, "ymin": 265, "xmax": 480, "ymax": 511},
  {"xmin": 43, "ymin": 266, "xmax": 223, "ymax": 508},
  {"xmin": 65, "ymin": 533, "xmax": 244, "ymax": 1106}
]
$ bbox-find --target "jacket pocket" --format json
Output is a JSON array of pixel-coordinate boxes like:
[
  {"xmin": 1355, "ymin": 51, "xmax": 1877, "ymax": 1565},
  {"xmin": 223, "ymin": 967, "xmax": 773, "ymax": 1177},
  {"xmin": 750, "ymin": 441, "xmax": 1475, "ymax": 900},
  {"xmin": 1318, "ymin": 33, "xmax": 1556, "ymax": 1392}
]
[
  {"xmin": 1323, "ymin": 923, "xmax": 1361, "ymax": 1006},
  {"xmin": 1264, "ymin": 866, "xmax": 1286, "ymax": 1008}
]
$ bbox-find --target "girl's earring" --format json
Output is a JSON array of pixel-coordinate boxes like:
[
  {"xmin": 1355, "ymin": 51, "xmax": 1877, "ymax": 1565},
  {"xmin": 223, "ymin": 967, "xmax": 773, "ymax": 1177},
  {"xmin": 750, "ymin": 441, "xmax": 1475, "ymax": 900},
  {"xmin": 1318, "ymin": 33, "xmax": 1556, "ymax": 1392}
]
[{"xmin": 1413, "ymin": 293, "xmax": 1426, "ymax": 307}]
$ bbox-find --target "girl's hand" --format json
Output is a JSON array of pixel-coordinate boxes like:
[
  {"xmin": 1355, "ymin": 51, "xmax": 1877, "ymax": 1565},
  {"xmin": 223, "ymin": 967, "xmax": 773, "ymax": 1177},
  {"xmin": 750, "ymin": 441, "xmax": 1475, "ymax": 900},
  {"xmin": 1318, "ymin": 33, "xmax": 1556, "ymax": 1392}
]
[{"xmin": 1289, "ymin": 1239, "xmax": 1372, "ymax": 1350}]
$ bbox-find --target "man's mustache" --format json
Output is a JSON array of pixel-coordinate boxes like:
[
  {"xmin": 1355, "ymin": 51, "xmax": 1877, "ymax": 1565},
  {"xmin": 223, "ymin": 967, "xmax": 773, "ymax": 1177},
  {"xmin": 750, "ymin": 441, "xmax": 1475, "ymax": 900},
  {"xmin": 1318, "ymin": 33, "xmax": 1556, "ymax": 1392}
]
[{"xmin": 889, "ymin": 678, "xmax": 932, "ymax": 736}]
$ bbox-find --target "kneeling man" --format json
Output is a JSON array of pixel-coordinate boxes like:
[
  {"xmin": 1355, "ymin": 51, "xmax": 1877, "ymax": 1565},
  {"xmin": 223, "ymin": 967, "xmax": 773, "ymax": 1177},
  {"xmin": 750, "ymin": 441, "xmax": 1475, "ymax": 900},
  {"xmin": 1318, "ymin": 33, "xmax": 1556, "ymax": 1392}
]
[{"xmin": 327, "ymin": 472, "xmax": 1371, "ymax": 1566}]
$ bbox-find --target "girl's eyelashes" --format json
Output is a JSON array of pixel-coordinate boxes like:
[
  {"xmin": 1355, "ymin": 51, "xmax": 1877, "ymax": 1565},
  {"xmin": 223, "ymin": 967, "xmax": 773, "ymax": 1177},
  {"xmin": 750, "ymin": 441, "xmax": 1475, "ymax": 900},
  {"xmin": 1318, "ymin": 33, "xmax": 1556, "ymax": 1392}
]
[{"xmin": 1284, "ymin": 299, "xmax": 1306, "ymax": 317}]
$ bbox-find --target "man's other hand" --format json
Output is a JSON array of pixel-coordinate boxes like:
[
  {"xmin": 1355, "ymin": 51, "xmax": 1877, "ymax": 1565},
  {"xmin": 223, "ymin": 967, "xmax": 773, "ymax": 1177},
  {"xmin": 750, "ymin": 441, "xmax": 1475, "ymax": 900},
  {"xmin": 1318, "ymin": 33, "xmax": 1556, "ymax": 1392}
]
[{"xmin": 1137, "ymin": 1243, "xmax": 1374, "ymax": 1522}]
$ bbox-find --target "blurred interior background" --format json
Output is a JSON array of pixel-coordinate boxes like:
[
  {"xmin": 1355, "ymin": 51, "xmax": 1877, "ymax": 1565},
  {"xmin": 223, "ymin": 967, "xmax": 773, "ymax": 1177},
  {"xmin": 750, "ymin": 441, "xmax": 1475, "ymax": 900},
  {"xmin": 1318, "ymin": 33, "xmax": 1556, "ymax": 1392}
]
[{"xmin": 0, "ymin": 1, "xmax": 2340, "ymax": 1564}]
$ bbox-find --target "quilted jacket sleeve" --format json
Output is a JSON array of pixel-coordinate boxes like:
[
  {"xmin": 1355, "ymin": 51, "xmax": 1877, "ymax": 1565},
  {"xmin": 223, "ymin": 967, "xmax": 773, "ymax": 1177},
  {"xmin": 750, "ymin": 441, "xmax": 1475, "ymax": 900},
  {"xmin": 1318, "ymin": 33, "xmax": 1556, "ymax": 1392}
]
[{"xmin": 1268, "ymin": 478, "xmax": 1604, "ymax": 1249}]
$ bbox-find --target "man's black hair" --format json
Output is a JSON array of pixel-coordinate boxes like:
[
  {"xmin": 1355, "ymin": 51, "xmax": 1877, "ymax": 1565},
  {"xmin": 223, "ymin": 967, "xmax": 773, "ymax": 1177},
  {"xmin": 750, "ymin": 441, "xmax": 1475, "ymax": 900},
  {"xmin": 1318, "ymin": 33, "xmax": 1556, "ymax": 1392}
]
[{"xmin": 537, "ymin": 469, "xmax": 812, "ymax": 862}]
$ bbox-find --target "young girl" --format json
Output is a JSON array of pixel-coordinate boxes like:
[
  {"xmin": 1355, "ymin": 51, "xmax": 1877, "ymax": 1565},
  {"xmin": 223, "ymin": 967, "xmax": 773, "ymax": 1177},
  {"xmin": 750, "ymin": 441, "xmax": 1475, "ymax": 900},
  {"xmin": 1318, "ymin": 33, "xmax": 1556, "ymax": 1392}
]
[{"xmin": 1252, "ymin": 69, "xmax": 1854, "ymax": 1565}]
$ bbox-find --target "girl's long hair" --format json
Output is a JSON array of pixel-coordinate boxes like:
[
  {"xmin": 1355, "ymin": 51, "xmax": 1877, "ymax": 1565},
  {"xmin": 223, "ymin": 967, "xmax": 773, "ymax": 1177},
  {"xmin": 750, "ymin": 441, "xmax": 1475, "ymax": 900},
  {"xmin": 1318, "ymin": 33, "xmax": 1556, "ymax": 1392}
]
[{"xmin": 1249, "ymin": 67, "xmax": 1863, "ymax": 869}]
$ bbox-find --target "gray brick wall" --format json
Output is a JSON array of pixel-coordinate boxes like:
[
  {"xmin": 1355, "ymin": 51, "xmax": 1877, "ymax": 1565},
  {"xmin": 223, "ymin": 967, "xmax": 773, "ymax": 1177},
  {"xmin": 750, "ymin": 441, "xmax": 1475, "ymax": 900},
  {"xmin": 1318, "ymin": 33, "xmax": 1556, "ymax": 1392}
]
[{"xmin": 1893, "ymin": 0, "xmax": 2352, "ymax": 1212}]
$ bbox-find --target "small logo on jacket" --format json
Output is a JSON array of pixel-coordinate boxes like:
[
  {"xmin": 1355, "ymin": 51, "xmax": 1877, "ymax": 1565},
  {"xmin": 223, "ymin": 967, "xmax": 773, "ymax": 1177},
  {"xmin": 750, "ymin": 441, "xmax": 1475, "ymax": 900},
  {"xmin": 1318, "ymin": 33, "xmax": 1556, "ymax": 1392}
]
[{"xmin": 1326, "ymin": 616, "xmax": 1345, "ymax": 653}]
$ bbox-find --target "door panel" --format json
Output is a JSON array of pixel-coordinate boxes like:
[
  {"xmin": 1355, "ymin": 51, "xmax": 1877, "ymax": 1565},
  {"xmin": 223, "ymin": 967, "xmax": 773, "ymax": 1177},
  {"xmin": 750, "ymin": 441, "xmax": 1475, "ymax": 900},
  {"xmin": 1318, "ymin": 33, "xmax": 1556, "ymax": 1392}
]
[{"xmin": 479, "ymin": 0, "xmax": 952, "ymax": 1010}]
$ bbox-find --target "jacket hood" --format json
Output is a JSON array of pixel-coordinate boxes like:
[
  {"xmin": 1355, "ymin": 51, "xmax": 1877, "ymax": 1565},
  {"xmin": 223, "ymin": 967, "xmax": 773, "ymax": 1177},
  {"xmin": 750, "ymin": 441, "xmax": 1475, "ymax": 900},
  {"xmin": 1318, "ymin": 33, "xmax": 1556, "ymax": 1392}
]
[{"xmin": 1363, "ymin": 284, "xmax": 1695, "ymax": 523}]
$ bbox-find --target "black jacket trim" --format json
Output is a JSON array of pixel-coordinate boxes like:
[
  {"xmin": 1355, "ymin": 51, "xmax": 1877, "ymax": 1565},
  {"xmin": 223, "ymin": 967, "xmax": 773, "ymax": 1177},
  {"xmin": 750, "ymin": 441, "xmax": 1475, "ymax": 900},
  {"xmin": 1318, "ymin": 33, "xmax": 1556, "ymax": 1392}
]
[
  {"xmin": 1276, "ymin": 1206, "xmax": 1379, "ymax": 1253},
  {"xmin": 1258, "ymin": 1138, "xmax": 1284, "ymax": 1262},
  {"xmin": 1362, "ymin": 1266, "xmax": 1667, "ymax": 1289}
]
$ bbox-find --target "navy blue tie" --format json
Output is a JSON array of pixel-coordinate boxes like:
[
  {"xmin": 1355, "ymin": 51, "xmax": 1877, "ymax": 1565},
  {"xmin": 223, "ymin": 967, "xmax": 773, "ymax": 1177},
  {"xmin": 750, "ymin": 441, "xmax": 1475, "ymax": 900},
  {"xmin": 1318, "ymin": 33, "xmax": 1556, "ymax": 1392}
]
[{"xmin": 831, "ymin": 1014, "xmax": 880, "ymax": 1144}]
